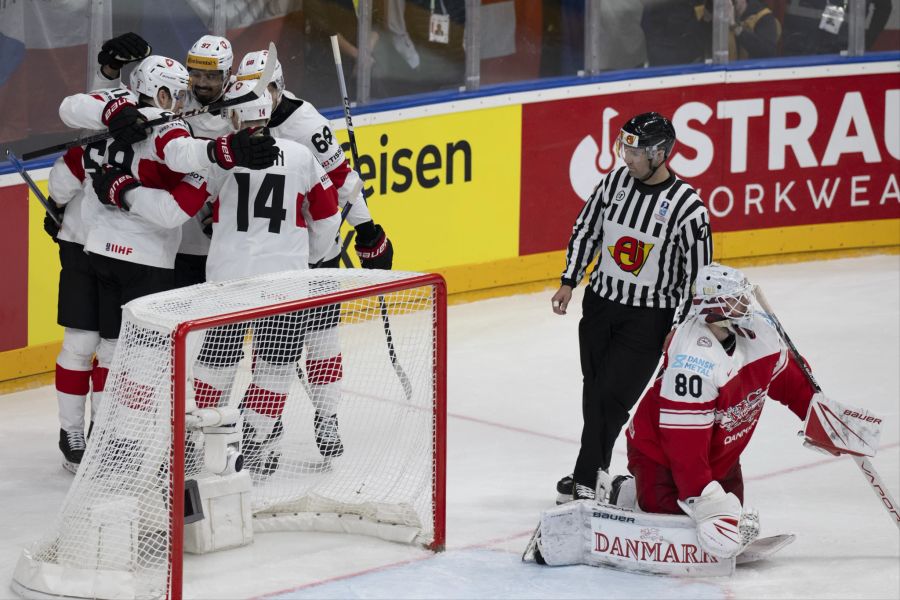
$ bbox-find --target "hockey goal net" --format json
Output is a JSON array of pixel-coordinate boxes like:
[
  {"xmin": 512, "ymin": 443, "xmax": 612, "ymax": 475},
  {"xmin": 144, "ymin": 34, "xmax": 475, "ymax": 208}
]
[{"xmin": 13, "ymin": 269, "xmax": 446, "ymax": 600}]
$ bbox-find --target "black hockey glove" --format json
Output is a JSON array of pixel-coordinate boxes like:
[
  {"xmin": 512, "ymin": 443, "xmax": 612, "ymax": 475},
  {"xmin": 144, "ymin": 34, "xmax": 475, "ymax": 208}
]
[
  {"xmin": 354, "ymin": 222, "xmax": 393, "ymax": 270},
  {"xmin": 43, "ymin": 201, "xmax": 65, "ymax": 242},
  {"xmin": 92, "ymin": 166, "xmax": 139, "ymax": 211},
  {"xmin": 208, "ymin": 127, "xmax": 279, "ymax": 170},
  {"xmin": 102, "ymin": 98, "xmax": 148, "ymax": 145},
  {"xmin": 97, "ymin": 33, "xmax": 152, "ymax": 70}
]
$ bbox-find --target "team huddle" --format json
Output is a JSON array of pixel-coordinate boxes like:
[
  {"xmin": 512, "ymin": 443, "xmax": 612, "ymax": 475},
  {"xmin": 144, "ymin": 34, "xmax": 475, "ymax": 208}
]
[{"xmin": 46, "ymin": 32, "xmax": 393, "ymax": 475}]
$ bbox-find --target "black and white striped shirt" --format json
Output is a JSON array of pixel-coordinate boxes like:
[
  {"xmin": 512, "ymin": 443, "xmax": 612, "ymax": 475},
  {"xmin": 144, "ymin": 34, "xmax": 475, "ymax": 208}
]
[{"xmin": 562, "ymin": 166, "xmax": 711, "ymax": 310}]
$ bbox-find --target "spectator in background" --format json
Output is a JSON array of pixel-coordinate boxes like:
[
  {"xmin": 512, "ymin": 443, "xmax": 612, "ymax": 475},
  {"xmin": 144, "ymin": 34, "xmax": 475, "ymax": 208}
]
[
  {"xmin": 597, "ymin": 0, "xmax": 647, "ymax": 70},
  {"xmin": 782, "ymin": 0, "xmax": 893, "ymax": 56},
  {"xmin": 699, "ymin": 0, "xmax": 780, "ymax": 60},
  {"xmin": 642, "ymin": 0, "xmax": 708, "ymax": 66}
]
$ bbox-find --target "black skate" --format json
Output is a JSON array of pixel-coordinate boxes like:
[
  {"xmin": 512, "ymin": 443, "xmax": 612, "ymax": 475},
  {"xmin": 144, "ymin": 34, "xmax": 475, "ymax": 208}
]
[
  {"xmin": 556, "ymin": 474, "xmax": 573, "ymax": 505},
  {"xmin": 573, "ymin": 481, "xmax": 595, "ymax": 501},
  {"xmin": 59, "ymin": 428, "xmax": 86, "ymax": 474},
  {"xmin": 242, "ymin": 417, "xmax": 283, "ymax": 477},
  {"xmin": 313, "ymin": 411, "xmax": 344, "ymax": 458}
]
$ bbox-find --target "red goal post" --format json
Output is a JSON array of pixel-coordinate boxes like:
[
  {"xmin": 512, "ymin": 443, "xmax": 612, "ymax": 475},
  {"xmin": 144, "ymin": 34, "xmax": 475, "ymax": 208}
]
[{"xmin": 12, "ymin": 270, "xmax": 447, "ymax": 600}]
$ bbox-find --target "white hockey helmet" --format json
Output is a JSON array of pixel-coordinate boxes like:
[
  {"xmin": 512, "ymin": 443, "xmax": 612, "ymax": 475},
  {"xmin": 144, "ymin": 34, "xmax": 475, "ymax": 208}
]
[
  {"xmin": 222, "ymin": 79, "xmax": 273, "ymax": 130},
  {"xmin": 689, "ymin": 262, "xmax": 755, "ymax": 328},
  {"xmin": 186, "ymin": 35, "xmax": 233, "ymax": 74},
  {"xmin": 129, "ymin": 55, "xmax": 189, "ymax": 111},
  {"xmin": 236, "ymin": 49, "xmax": 284, "ymax": 97}
]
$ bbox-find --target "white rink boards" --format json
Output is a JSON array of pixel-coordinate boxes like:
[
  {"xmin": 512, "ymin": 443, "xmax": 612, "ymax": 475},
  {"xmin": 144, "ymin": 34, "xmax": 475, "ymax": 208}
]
[{"xmin": 1, "ymin": 255, "xmax": 897, "ymax": 599}]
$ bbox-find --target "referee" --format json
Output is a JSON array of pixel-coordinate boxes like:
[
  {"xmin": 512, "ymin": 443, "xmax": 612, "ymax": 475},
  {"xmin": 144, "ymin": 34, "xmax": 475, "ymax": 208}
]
[{"xmin": 552, "ymin": 112, "xmax": 712, "ymax": 503}]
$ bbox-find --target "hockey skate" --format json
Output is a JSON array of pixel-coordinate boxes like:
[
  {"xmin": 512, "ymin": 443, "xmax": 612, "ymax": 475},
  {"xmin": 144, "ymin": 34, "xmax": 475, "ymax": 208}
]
[
  {"xmin": 556, "ymin": 474, "xmax": 573, "ymax": 504},
  {"xmin": 59, "ymin": 428, "xmax": 86, "ymax": 474},
  {"xmin": 573, "ymin": 482, "xmax": 596, "ymax": 501},
  {"xmin": 313, "ymin": 411, "xmax": 344, "ymax": 458},
  {"xmin": 241, "ymin": 417, "xmax": 283, "ymax": 477}
]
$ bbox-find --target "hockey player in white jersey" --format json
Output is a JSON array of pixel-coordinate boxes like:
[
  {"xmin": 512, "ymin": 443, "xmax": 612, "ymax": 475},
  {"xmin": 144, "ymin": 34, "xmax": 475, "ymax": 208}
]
[
  {"xmin": 234, "ymin": 49, "xmax": 394, "ymax": 270},
  {"xmin": 57, "ymin": 55, "xmax": 277, "ymax": 415},
  {"xmin": 43, "ymin": 149, "xmax": 103, "ymax": 473},
  {"xmin": 188, "ymin": 80, "xmax": 342, "ymax": 474},
  {"xmin": 234, "ymin": 50, "xmax": 396, "ymax": 461},
  {"xmin": 95, "ymin": 33, "xmax": 238, "ymax": 285}
]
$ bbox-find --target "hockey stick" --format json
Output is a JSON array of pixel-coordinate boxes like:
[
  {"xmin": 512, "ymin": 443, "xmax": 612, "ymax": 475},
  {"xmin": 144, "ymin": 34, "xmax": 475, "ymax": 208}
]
[
  {"xmin": 5, "ymin": 150, "xmax": 62, "ymax": 226},
  {"xmin": 330, "ymin": 35, "xmax": 413, "ymax": 402},
  {"xmin": 754, "ymin": 285, "xmax": 900, "ymax": 529},
  {"xmin": 21, "ymin": 42, "xmax": 278, "ymax": 161}
]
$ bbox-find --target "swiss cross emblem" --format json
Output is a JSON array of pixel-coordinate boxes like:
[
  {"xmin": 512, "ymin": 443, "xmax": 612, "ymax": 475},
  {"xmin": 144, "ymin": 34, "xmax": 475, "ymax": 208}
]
[
  {"xmin": 247, "ymin": 59, "xmax": 255, "ymax": 65},
  {"xmin": 221, "ymin": 41, "xmax": 229, "ymax": 49},
  {"xmin": 165, "ymin": 59, "xmax": 174, "ymax": 66},
  {"xmin": 234, "ymin": 82, "xmax": 243, "ymax": 91}
]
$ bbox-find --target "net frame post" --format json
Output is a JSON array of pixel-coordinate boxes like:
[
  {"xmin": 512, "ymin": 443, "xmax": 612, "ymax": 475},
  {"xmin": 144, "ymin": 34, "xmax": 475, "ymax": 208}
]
[{"xmin": 169, "ymin": 273, "xmax": 448, "ymax": 598}]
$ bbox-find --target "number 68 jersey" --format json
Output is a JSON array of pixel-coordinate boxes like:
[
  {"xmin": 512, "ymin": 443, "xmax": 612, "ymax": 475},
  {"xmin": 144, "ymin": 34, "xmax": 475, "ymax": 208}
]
[
  {"xmin": 626, "ymin": 315, "xmax": 816, "ymax": 501},
  {"xmin": 204, "ymin": 135, "xmax": 341, "ymax": 283}
]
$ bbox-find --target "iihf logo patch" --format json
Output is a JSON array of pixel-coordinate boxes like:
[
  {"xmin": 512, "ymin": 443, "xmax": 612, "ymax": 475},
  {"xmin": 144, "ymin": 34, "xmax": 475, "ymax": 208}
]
[{"xmin": 697, "ymin": 336, "xmax": 712, "ymax": 348}]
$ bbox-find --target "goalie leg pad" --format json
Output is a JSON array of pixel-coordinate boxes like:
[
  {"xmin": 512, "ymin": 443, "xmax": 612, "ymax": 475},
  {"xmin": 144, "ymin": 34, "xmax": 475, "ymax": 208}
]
[{"xmin": 534, "ymin": 500, "xmax": 735, "ymax": 576}]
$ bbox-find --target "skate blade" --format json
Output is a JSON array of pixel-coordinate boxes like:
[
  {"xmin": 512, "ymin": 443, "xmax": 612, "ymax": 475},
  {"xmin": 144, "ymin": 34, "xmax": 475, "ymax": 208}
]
[
  {"xmin": 62, "ymin": 460, "xmax": 79, "ymax": 474},
  {"xmin": 556, "ymin": 492, "xmax": 573, "ymax": 505},
  {"xmin": 521, "ymin": 522, "xmax": 541, "ymax": 562}
]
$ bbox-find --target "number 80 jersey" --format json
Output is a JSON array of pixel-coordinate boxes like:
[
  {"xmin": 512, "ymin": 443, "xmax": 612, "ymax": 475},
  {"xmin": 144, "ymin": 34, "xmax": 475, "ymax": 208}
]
[{"xmin": 204, "ymin": 135, "xmax": 341, "ymax": 282}]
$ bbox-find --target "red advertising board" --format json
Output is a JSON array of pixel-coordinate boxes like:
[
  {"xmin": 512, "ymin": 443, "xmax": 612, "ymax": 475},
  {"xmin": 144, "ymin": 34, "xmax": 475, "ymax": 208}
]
[{"xmin": 520, "ymin": 72, "xmax": 900, "ymax": 256}]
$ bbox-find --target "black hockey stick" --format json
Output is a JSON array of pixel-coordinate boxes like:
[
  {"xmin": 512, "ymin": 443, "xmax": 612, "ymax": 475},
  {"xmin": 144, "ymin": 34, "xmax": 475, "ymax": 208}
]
[
  {"xmin": 754, "ymin": 285, "xmax": 900, "ymax": 529},
  {"xmin": 330, "ymin": 35, "xmax": 413, "ymax": 403},
  {"xmin": 5, "ymin": 150, "xmax": 62, "ymax": 226},
  {"xmin": 21, "ymin": 42, "xmax": 278, "ymax": 161}
]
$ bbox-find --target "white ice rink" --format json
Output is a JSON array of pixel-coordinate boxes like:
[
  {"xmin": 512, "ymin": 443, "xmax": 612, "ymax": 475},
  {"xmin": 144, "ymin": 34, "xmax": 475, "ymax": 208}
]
[{"xmin": 1, "ymin": 255, "xmax": 898, "ymax": 599}]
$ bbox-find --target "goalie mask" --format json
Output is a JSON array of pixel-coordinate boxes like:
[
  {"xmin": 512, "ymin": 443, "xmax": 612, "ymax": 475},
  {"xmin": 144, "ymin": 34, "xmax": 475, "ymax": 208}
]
[
  {"xmin": 129, "ymin": 56, "xmax": 189, "ymax": 111},
  {"xmin": 689, "ymin": 262, "xmax": 755, "ymax": 329},
  {"xmin": 236, "ymin": 50, "xmax": 284, "ymax": 107},
  {"xmin": 222, "ymin": 80, "xmax": 273, "ymax": 130},
  {"xmin": 615, "ymin": 112, "xmax": 676, "ymax": 181}
]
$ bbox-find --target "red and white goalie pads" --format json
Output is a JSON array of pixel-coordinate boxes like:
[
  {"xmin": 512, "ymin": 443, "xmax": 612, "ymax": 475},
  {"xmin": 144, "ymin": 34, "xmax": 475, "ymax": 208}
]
[{"xmin": 803, "ymin": 393, "xmax": 882, "ymax": 458}]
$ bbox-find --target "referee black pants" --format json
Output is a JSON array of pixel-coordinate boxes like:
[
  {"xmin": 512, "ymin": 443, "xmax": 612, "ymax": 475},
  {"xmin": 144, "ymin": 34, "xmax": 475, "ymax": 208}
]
[{"xmin": 573, "ymin": 288, "xmax": 674, "ymax": 488}]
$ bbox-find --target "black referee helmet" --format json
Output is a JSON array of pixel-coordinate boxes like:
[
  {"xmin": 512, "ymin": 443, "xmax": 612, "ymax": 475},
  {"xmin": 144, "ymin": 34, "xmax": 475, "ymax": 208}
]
[{"xmin": 619, "ymin": 112, "xmax": 677, "ymax": 160}]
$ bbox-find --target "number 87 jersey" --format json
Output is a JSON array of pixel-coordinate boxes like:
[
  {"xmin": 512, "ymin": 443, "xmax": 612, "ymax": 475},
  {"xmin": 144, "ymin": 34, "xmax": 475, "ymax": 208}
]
[{"xmin": 204, "ymin": 135, "xmax": 341, "ymax": 283}]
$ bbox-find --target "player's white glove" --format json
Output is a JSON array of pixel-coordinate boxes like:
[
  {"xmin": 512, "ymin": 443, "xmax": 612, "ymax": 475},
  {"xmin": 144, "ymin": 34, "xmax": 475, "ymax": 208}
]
[
  {"xmin": 678, "ymin": 481, "xmax": 760, "ymax": 559},
  {"xmin": 801, "ymin": 393, "xmax": 882, "ymax": 458}
]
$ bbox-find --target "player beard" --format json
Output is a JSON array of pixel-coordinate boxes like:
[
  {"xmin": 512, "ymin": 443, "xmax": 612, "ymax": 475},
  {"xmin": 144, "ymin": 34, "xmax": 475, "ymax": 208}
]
[{"xmin": 192, "ymin": 84, "xmax": 219, "ymax": 105}]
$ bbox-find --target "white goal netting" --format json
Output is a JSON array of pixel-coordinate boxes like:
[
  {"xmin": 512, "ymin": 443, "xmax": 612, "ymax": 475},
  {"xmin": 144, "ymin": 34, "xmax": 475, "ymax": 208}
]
[{"xmin": 12, "ymin": 269, "xmax": 445, "ymax": 600}]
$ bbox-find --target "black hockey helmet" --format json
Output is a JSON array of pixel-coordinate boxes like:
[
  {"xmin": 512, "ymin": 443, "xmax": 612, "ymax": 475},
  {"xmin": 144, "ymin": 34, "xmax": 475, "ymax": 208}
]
[{"xmin": 616, "ymin": 112, "xmax": 677, "ymax": 161}]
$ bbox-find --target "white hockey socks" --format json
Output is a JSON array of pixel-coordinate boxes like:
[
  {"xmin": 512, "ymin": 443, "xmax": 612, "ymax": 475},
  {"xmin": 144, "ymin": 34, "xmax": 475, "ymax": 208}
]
[{"xmin": 56, "ymin": 328, "xmax": 100, "ymax": 432}]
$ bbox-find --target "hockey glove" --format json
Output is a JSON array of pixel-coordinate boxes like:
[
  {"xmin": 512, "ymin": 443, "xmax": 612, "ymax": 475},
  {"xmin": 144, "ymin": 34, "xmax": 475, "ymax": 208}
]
[
  {"xmin": 102, "ymin": 98, "xmax": 148, "ymax": 145},
  {"xmin": 801, "ymin": 393, "xmax": 882, "ymax": 458},
  {"xmin": 92, "ymin": 166, "xmax": 139, "ymax": 211},
  {"xmin": 208, "ymin": 127, "xmax": 279, "ymax": 170},
  {"xmin": 97, "ymin": 33, "xmax": 152, "ymax": 70},
  {"xmin": 677, "ymin": 481, "xmax": 760, "ymax": 559},
  {"xmin": 43, "ymin": 201, "xmax": 65, "ymax": 242},
  {"xmin": 354, "ymin": 222, "xmax": 393, "ymax": 270}
]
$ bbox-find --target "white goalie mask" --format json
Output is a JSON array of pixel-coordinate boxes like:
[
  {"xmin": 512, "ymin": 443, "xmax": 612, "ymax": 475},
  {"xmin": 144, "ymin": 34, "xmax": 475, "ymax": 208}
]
[
  {"xmin": 689, "ymin": 262, "xmax": 755, "ymax": 329},
  {"xmin": 236, "ymin": 49, "xmax": 284, "ymax": 102},
  {"xmin": 129, "ymin": 56, "xmax": 189, "ymax": 111},
  {"xmin": 222, "ymin": 79, "xmax": 273, "ymax": 130}
]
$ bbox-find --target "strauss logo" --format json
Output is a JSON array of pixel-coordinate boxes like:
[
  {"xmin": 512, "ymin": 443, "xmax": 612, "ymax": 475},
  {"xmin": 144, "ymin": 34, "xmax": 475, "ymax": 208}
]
[{"xmin": 569, "ymin": 107, "xmax": 625, "ymax": 201}]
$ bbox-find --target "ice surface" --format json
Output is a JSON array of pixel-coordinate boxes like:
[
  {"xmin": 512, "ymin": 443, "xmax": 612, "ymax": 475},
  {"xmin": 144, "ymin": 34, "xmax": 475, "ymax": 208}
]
[{"xmin": 1, "ymin": 256, "xmax": 897, "ymax": 599}]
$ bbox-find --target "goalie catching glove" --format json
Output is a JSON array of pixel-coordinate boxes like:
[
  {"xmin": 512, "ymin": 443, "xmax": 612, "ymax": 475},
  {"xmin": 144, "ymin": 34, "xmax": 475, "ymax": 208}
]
[
  {"xmin": 677, "ymin": 481, "xmax": 760, "ymax": 559},
  {"xmin": 97, "ymin": 32, "xmax": 152, "ymax": 70},
  {"xmin": 354, "ymin": 221, "xmax": 393, "ymax": 270},
  {"xmin": 208, "ymin": 127, "xmax": 279, "ymax": 170},
  {"xmin": 91, "ymin": 166, "xmax": 139, "ymax": 211},
  {"xmin": 802, "ymin": 392, "xmax": 882, "ymax": 457}
]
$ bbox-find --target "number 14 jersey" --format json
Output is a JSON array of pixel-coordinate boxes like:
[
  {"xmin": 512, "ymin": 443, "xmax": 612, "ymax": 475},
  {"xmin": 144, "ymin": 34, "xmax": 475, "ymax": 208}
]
[{"xmin": 204, "ymin": 135, "xmax": 341, "ymax": 282}]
